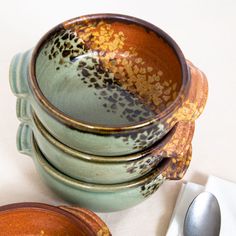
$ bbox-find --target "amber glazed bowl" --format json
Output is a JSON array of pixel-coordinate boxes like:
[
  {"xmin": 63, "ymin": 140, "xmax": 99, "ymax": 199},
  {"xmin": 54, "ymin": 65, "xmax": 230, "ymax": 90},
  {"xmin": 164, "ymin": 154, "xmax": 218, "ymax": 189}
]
[
  {"xmin": 0, "ymin": 202, "xmax": 111, "ymax": 235},
  {"xmin": 9, "ymin": 13, "xmax": 208, "ymax": 156}
]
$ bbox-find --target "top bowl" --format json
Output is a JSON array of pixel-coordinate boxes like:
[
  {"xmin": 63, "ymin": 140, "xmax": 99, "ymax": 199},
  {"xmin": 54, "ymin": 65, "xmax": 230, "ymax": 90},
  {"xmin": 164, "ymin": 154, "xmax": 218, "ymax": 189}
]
[
  {"xmin": 33, "ymin": 14, "xmax": 186, "ymax": 128},
  {"xmin": 10, "ymin": 13, "xmax": 208, "ymax": 156}
]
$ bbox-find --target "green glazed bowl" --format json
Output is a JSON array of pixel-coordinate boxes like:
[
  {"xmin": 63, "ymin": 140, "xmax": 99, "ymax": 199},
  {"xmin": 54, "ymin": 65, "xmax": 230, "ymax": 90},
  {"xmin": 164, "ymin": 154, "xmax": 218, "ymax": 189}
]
[
  {"xmin": 17, "ymin": 97, "xmax": 194, "ymax": 184},
  {"xmin": 16, "ymin": 123, "xmax": 192, "ymax": 212},
  {"xmin": 9, "ymin": 14, "xmax": 208, "ymax": 156}
]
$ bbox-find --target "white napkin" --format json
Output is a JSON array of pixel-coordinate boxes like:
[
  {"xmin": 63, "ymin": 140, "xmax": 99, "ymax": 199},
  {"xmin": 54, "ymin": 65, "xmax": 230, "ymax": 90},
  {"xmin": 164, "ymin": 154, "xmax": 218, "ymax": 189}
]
[
  {"xmin": 166, "ymin": 176, "xmax": 236, "ymax": 236},
  {"xmin": 166, "ymin": 182, "xmax": 204, "ymax": 236},
  {"xmin": 206, "ymin": 176, "xmax": 236, "ymax": 235}
]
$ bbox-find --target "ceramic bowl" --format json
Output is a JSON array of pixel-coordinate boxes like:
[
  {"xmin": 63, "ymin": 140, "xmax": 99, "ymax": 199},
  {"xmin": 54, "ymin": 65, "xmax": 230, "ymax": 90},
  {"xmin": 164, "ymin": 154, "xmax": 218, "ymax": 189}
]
[
  {"xmin": 17, "ymin": 107, "xmax": 194, "ymax": 184},
  {"xmin": 16, "ymin": 127, "xmax": 192, "ymax": 212},
  {"xmin": 0, "ymin": 202, "xmax": 111, "ymax": 235},
  {"xmin": 9, "ymin": 14, "xmax": 208, "ymax": 156}
]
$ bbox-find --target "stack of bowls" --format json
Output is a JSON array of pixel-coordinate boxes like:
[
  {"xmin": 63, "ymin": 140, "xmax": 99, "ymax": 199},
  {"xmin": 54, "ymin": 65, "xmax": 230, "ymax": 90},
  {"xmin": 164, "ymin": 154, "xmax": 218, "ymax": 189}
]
[{"xmin": 9, "ymin": 14, "xmax": 208, "ymax": 212}]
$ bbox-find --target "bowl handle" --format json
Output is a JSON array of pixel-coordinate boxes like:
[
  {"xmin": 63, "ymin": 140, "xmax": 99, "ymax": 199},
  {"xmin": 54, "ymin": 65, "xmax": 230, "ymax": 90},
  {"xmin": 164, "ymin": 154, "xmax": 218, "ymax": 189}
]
[
  {"xmin": 163, "ymin": 145, "xmax": 192, "ymax": 180},
  {"xmin": 16, "ymin": 97, "xmax": 32, "ymax": 123},
  {"xmin": 153, "ymin": 121, "xmax": 195, "ymax": 158},
  {"xmin": 176, "ymin": 61, "xmax": 208, "ymax": 121},
  {"xmin": 16, "ymin": 123, "xmax": 33, "ymax": 157},
  {"xmin": 9, "ymin": 50, "xmax": 32, "ymax": 98}
]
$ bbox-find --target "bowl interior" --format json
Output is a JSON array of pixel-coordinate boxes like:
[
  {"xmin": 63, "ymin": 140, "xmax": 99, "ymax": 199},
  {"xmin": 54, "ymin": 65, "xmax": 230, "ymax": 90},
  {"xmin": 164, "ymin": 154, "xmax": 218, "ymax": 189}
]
[
  {"xmin": 0, "ymin": 204, "xmax": 95, "ymax": 235},
  {"xmin": 35, "ymin": 15, "xmax": 182, "ymax": 127}
]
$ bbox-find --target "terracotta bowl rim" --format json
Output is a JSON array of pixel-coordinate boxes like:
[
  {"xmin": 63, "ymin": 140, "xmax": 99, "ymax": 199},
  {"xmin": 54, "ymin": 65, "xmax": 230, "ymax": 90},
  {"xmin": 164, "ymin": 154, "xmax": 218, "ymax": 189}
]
[
  {"xmin": 29, "ymin": 13, "xmax": 190, "ymax": 132},
  {"xmin": 0, "ymin": 202, "xmax": 95, "ymax": 234},
  {"xmin": 0, "ymin": 202, "xmax": 71, "ymax": 214}
]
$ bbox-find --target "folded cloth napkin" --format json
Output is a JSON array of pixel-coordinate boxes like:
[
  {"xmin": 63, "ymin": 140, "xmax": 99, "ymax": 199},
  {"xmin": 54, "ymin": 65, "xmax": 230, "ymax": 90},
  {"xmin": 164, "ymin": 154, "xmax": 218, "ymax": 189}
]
[{"xmin": 166, "ymin": 175, "xmax": 236, "ymax": 236}]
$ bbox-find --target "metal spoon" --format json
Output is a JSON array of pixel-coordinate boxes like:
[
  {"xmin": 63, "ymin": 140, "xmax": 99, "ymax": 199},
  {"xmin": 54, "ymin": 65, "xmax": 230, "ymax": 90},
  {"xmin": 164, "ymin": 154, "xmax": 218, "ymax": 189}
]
[{"xmin": 183, "ymin": 192, "xmax": 221, "ymax": 236}]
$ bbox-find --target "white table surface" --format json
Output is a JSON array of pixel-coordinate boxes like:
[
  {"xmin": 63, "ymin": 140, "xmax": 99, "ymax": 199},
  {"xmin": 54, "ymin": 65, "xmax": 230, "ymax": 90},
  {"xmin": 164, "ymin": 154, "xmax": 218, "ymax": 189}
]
[{"xmin": 0, "ymin": 1, "xmax": 236, "ymax": 235}]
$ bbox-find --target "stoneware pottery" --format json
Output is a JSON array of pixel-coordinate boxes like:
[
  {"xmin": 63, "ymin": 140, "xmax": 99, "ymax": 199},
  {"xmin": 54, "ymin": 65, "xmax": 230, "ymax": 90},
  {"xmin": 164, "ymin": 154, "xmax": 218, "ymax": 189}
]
[
  {"xmin": 0, "ymin": 202, "xmax": 111, "ymax": 235},
  {"xmin": 16, "ymin": 125, "xmax": 192, "ymax": 212},
  {"xmin": 9, "ymin": 13, "xmax": 208, "ymax": 156},
  {"xmin": 17, "ymin": 106, "xmax": 194, "ymax": 184}
]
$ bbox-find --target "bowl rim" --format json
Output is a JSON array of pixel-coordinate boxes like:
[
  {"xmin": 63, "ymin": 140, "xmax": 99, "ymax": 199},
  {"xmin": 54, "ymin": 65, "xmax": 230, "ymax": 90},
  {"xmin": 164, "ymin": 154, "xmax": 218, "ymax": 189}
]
[
  {"xmin": 0, "ymin": 202, "xmax": 95, "ymax": 235},
  {"xmin": 33, "ymin": 112, "xmax": 194, "ymax": 163},
  {"xmin": 31, "ymin": 136, "xmax": 193, "ymax": 192},
  {"xmin": 29, "ymin": 13, "xmax": 190, "ymax": 132}
]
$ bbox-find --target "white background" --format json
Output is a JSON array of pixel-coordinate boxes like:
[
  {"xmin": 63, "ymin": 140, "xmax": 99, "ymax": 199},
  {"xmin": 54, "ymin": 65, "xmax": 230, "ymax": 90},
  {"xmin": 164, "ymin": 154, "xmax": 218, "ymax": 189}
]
[{"xmin": 0, "ymin": 1, "xmax": 236, "ymax": 235}]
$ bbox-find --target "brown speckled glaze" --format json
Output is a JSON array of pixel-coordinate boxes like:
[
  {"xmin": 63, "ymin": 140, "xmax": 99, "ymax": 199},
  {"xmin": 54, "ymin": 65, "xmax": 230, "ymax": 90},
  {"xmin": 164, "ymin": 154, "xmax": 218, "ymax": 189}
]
[
  {"xmin": 64, "ymin": 19, "xmax": 181, "ymax": 116},
  {"xmin": 162, "ymin": 145, "xmax": 192, "ymax": 180},
  {"xmin": 166, "ymin": 60, "xmax": 208, "ymax": 126},
  {"xmin": 153, "ymin": 120, "xmax": 195, "ymax": 158},
  {"xmin": 125, "ymin": 155, "xmax": 163, "ymax": 175},
  {"xmin": 0, "ymin": 203, "xmax": 111, "ymax": 236},
  {"xmin": 124, "ymin": 121, "xmax": 194, "ymax": 176},
  {"xmin": 140, "ymin": 145, "xmax": 192, "ymax": 198}
]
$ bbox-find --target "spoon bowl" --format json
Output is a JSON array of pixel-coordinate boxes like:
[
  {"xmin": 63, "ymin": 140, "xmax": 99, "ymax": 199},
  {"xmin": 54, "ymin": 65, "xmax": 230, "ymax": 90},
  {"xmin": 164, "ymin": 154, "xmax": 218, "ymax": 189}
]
[{"xmin": 184, "ymin": 191, "xmax": 221, "ymax": 236}]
